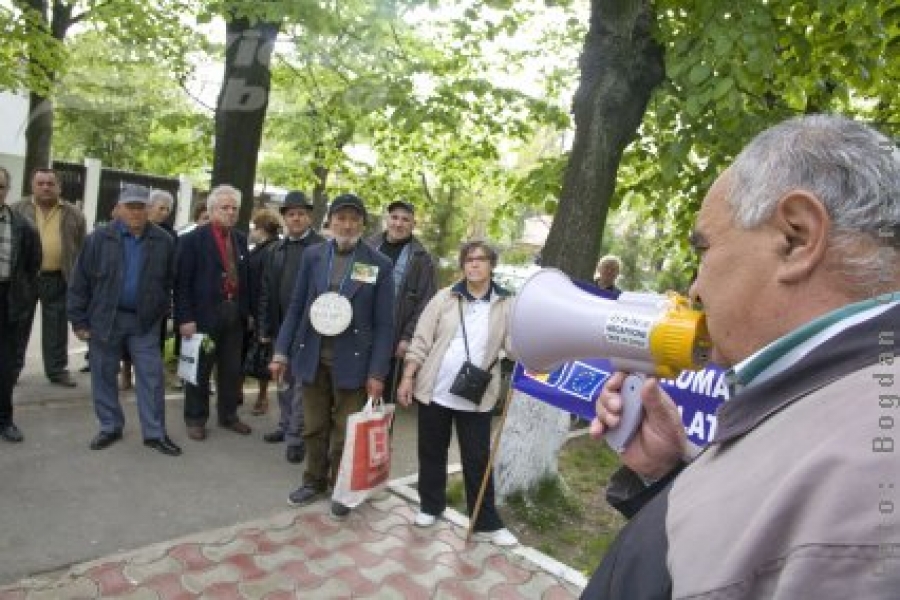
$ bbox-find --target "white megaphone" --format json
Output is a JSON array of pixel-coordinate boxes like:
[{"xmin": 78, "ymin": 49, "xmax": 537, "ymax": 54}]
[{"xmin": 510, "ymin": 268, "xmax": 711, "ymax": 451}]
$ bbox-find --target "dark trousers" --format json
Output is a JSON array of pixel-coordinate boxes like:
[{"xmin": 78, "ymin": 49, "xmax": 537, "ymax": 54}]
[
  {"xmin": 277, "ymin": 373, "xmax": 305, "ymax": 448},
  {"xmin": 184, "ymin": 301, "xmax": 244, "ymax": 427},
  {"xmin": 0, "ymin": 283, "xmax": 16, "ymax": 426},
  {"xmin": 383, "ymin": 357, "xmax": 403, "ymax": 404},
  {"xmin": 417, "ymin": 400, "xmax": 503, "ymax": 533},
  {"xmin": 14, "ymin": 272, "xmax": 69, "ymax": 379},
  {"xmin": 301, "ymin": 362, "xmax": 367, "ymax": 490}
]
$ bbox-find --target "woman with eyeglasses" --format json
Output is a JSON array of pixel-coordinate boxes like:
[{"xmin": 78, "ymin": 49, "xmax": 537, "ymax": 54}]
[{"xmin": 396, "ymin": 240, "xmax": 518, "ymax": 547}]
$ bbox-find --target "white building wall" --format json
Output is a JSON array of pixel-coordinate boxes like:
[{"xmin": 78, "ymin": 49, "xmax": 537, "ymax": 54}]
[{"xmin": 0, "ymin": 91, "xmax": 29, "ymax": 198}]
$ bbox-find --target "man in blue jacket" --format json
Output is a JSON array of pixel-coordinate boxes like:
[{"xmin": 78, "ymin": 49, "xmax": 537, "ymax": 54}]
[
  {"xmin": 68, "ymin": 185, "xmax": 180, "ymax": 455},
  {"xmin": 174, "ymin": 184, "xmax": 251, "ymax": 441},
  {"xmin": 271, "ymin": 193, "xmax": 394, "ymax": 520}
]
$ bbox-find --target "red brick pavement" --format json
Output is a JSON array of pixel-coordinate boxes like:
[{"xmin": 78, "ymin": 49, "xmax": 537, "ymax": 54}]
[{"xmin": 0, "ymin": 493, "xmax": 585, "ymax": 599}]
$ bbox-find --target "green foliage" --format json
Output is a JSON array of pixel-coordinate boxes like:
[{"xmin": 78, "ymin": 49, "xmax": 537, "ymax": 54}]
[
  {"xmin": 257, "ymin": 0, "xmax": 583, "ymax": 259},
  {"xmin": 52, "ymin": 32, "xmax": 212, "ymax": 178},
  {"xmin": 0, "ymin": 5, "xmax": 64, "ymax": 94},
  {"xmin": 610, "ymin": 0, "xmax": 900, "ymax": 265}
]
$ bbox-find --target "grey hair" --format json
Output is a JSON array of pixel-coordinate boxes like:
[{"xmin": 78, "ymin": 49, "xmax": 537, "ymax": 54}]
[
  {"xmin": 727, "ymin": 114, "xmax": 900, "ymax": 293},
  {"xmin": 148, "ymin": 189, "xmax": 174, "ymax": 208},
  {"xmin": 206, "ymin": 184, "xmax": 241, "ymax": 211},
  {"xmin": 598, "ymin": 255, "xmax": 622, "ymax": 270}
]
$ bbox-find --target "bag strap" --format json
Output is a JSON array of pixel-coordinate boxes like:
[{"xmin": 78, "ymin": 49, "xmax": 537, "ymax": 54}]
[{"xmin": 456, "ymin": 296, "xmax": 497, "ymax": 370}]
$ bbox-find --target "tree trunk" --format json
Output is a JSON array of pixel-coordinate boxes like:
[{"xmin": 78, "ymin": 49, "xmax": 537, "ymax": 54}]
[
  {"xmin": 496, "ymin": 0, "xmax": 664, "ymax": 498},
  {"xmin": 21, "ymin": 0, "xmax": 71, "ymax": 195},
  {"xmin": 311, "ymin": 162, "xmax": 330, "ymax": 229},
  {"xmin": 211, "ymin": 17, "xmax": 281, "ymax": 231},
  {"xmin": 23, "ymin": 92, "xmax": 53, "ymax": 193},
  {"xmin": 541, "ymin": 0, "xmax": 664, "ymax": 279}
]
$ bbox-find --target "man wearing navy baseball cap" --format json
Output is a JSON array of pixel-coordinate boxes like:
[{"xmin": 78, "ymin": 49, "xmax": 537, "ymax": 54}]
[
  {"xmin": 68, "ymin": 184, "xmax": 181, "ymax": 455},
  {"xmin": 271, "ymin": 192, "xmax": 394, "ymax": 519}
]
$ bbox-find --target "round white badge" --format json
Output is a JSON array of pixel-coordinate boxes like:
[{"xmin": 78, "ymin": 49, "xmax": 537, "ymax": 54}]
[{"xmin": 309, "ymin": 292, "xmax": 352, "ymax": 336}]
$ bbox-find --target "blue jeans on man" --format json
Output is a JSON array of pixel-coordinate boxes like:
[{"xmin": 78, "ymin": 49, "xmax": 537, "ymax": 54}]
[{"xmin": 90, "ymin": 311, "xmax": 166, "ymax": 440}]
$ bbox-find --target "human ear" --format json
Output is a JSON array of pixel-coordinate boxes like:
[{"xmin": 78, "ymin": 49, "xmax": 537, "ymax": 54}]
[{"xmin": 772, "ymin": 191, "xmax": 830, "ymax": 284}]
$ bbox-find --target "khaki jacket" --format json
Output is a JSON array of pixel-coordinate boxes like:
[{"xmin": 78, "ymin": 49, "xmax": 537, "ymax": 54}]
[
  {"xmin": 405, "ymin": 282, "xmax": 512, "ymax": 412},
  {"xmin": 11, "ymin": 197, "xmax": 86, "ymax": 283}
]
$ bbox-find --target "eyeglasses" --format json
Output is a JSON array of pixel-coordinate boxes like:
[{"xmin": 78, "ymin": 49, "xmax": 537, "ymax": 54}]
[{"xmin": 464, "ymin": 255, "xmax": 490, "ymax": 264}]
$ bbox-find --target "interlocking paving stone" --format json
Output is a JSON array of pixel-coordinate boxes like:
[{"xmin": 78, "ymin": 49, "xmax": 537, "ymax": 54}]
[
  {"xmin": 235, "ymin": 572, "xmax": 294, "ymax": 598},
  {"xmin": 274, "ymin": 560, "xmax": 324, "ymax": 590},
  {"xmin": 197, "ymin": 537, "xmax": 258, "ymax": 563},
  {"xmin": 83, "ymin": 562, "xmax": 134, "ymax": 596},
  {"xmin": 180, "ymin": 564, "xmax": 241, "ymax": 594},
  {"xmin": 121, "ymin": 555, "xmax": 183, "ymax": 586},
  {"xmin": 140, "ymin": 572, "xmax": 195, "ymax": 600},
  {"xmin": 167, "ymin": 544, "xmax": 217, "ymax": 572},
  {"xmin": 105, "ymin": 588, "xmax": 160, "ymax": 600},
  {"xmin": 0, "ymin": 491, "xmax": 584, "ymax": 599}
]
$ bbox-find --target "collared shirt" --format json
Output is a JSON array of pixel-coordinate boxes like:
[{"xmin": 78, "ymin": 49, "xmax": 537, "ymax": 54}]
[
  {"xmin": 430, "ymin": 279, "xmax": 497, "ymax": 411},
  {"xmin": 0, "ymin": 205, "xmax": 12, "ymax": 281},
  {"xmin": 210, "ymin": 224, "xmax": 238, "ymax": 298},
  {"xmin": 728, "ymin": 293, "xmax": 900, "ymax": 395},
  {"xmin": 114, "ymin": 220, "xmax": 144, "ymax": 311},
  {"xmin": 34, "ymin": 199, "xmax": 63, "ymax": 271}
]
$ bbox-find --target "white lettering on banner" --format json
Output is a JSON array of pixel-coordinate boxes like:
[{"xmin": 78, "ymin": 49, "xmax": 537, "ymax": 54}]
[
  {"xmin": 668, "ymin": 369, "xmax": 730, "ymax": 400},
  {"xmin": 604, "ymin": 313, "xmax": 652, "ymax": 349},
  {"xmin": 677, "ymin": 406, "xmax": 718, "ymax": 442}
]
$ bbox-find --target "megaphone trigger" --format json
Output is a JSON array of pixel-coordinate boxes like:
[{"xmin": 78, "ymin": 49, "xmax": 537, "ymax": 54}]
[{"xmin": 604, "ymin": 373, "xmax": 645, "ymax": 453}]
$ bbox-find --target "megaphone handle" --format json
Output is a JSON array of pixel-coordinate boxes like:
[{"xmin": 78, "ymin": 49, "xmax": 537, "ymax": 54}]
[{"xmin": 604, "ymin": 373, "xmax": 644, "ymax": 453}]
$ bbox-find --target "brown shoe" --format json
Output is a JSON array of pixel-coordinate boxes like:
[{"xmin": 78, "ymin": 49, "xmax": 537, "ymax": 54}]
[
  {"xmin": 187, "ymin": 426, "xmax": 207, "ymax": 441},
  {"xmin": 221, "ymin": 420, "xmax": 251, "ymax": 435}
]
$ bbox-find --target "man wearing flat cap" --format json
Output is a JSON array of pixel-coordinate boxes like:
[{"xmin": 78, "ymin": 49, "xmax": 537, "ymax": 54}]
[
  {"xmin": 366, "ymin": 199, "xmax": 436, "ymax": 403},
  {"xmin": 67, "ymin": 184, "xmax": 181, "ymax": 455},
  {"xmin": 271, "ymin": 192, "xmax": 394, "ymax": 519},
  {"xmin": 257, "ymin": 190, "xmax": 325, "ymax": 462}
]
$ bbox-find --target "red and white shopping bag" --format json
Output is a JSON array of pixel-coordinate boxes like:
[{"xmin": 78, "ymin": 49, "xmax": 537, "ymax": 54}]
[{"xmin": 332, "ymin": 397, "xmax": 395, "ymax": 508}]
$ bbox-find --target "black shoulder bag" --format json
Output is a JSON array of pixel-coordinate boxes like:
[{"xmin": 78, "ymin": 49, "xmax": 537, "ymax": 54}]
[{"xmin": 448, "ymin": 298, "xmax": 496, "ymax": 404}]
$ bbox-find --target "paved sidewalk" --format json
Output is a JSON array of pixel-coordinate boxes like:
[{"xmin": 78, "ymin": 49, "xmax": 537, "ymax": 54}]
[{"xmin": 0, "ymin": 488, "xmax": 584, "ymax": 599}]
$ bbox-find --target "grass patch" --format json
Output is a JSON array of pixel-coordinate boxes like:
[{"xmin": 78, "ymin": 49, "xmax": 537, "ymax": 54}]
[{"xmin": 446, "ymin": 432, "xmax": 626, "ymax": 575}]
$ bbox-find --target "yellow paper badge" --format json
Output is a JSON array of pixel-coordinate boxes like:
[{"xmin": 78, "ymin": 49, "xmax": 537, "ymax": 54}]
[{"xmin": 351, "ymin": 263, "xmax": 379, "ymax": 284}]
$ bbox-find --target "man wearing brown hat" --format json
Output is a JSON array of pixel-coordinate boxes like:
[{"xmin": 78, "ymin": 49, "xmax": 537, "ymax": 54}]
[
  {"xmin": 257, "ymin": 191, "xmax": 324, "ymax": 462},
  {"xmin": 271, "ymin": 192, "xmax": 394, "ymax": 519},
  {"xmin": 68, "ymin": 185, "xmax": 181, "ymax": 455},
  {"xmin": 366, "ymin": 199, "xmax": 436, "ymax": 403}
]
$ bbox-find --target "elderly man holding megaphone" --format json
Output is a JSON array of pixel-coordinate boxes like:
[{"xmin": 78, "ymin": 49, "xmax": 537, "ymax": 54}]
[{"xmin": 512, "ymin": 115, "xmax": 899, "ymax": 599}]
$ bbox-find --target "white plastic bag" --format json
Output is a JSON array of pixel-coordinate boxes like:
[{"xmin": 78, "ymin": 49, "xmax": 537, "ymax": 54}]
[
  {"xmin": 332, "ymin": 397, "xmax": 395, "ymax": 508},
  {"xmin": 177, "ymin": 334, "xmax": 204, "ymax": 385}
]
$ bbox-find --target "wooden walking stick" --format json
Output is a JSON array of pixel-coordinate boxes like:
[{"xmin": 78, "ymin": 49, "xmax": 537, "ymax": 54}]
[{"xmin": 466, "ymin": 382, "xmax": 516, "ymax": 542}]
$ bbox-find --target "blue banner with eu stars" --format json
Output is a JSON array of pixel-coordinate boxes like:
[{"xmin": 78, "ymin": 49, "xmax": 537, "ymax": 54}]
[{"xmin": 511, "ymin": 359, "xmax": 729, "ymax": 447}]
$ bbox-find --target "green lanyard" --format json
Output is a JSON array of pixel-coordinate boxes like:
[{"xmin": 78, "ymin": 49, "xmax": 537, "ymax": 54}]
[{"xmin": 731, "ymin": 292, "xmax": 899, "ymax": 389}]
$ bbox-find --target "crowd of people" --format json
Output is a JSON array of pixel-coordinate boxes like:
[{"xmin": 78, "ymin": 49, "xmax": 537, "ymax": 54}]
[
  {"xmin": 0, "ymin": 172, "xmax": 522, "ymax": 543},
  {"xmin": 2, "ymin": 113, "xmax": 895, "ymax": 593}
]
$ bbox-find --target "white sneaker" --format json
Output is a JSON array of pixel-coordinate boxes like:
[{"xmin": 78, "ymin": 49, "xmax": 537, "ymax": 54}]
[
  {"xmin": 414, "ymin": 512, "xmax": 437, "ymax": 527},
  {"xmin": 473, "ymin": 528, "xmax": 518, "ymax": 547}
]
